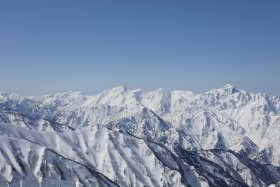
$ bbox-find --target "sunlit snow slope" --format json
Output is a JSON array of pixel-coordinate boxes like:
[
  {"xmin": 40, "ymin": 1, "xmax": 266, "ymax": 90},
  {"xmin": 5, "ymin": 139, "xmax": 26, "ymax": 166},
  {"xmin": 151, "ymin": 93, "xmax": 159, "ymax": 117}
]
[{"xmin": 0, "ymin": 84, "xmax": 280, "ymax": 187}]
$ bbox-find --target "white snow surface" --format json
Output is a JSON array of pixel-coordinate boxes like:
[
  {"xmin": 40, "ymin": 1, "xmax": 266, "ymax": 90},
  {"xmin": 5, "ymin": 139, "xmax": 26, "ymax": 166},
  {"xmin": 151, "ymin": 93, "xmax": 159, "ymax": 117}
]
[{"xmin": 0, "ymin": 84, "xmax": 280, "ymax": 187}]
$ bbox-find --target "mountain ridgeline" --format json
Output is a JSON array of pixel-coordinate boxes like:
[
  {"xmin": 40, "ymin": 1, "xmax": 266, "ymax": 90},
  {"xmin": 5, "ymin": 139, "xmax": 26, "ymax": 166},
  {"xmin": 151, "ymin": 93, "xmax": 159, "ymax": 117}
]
[{"xmin": 0, "ymin": 84, "xmax": 280, "ymax": 187}]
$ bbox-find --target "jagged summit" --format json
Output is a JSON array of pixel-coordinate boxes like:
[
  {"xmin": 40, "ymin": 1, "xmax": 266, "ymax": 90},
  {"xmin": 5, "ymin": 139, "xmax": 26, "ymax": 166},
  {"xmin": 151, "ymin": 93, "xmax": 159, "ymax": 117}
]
[
  {"xmin": 207, "ymin": 83, "xmax": 240, "ymax": 94},
  {"xmin": 223, "ymin": 83, "xmax": 237, "ymax": 89},
  {"xmin": 109, "ymin": 85, "xmax": 128, "ymax": 92},
  {"xmin": 0, "ymin": 92, "xmax": 26, "ymax": 100},
  {"xmin": 222, "ymin": 83, "xmax": 240, "ymax": 92},
  {"xmin": 0, "ymin": 85, "xmax": 280, "ymax": 186},
  {"xmin": 0, "ymin": 84, "xmax": 249, "ymax": 99}
]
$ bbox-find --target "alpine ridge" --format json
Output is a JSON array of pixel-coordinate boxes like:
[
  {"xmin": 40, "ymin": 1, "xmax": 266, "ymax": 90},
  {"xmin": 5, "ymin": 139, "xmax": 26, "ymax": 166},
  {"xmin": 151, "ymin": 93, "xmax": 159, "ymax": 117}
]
[{"xmin": 0, "ymin": 84, "xmax": 280, "ymax": 187}]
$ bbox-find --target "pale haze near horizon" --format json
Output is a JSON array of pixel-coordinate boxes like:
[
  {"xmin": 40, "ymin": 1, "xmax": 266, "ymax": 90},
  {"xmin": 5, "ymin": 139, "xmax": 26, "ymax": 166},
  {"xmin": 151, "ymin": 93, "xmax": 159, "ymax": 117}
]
[{"xmin": 0, "ymin": 1, "xmax": 279, "ymax": 96}]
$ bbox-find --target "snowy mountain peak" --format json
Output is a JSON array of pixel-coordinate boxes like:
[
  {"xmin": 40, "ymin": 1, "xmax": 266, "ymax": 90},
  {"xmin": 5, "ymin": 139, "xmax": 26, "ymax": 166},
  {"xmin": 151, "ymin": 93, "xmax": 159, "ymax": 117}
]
[
  {"xmin": 109, "ymin": 85, "xmax": 128, "ymax": 93},
  {"xmin": 44, "ymin": 91, "xmax": 83, "ymax": 98},
  {"xmin": 156, "ymin": 87, "xmax": 169, "ymax": 93},
  {"xmin": 223, "ymin": 83, "xmax": 236, "ymax": 89},
  {"xmin": 1, "ymin": 85, "xmax": 280, "ymax": 187},
  {"xmin": 0, "ymin": 92, "xmax": 26, "ymax": 101},
  {"xmin": 218, "ymin": 83, "xmax": 239, "ymax": 93},
  {"xmin": 204, "ymin": 83, "xmax": 241, "ymax": 98}
]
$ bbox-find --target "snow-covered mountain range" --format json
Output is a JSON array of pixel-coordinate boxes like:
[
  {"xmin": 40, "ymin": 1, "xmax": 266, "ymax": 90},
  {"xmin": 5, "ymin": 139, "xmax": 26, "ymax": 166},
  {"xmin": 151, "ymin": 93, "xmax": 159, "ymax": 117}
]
[{"xmin": 0, "ymin": 84, "xmax": 280, "ymax": 187}]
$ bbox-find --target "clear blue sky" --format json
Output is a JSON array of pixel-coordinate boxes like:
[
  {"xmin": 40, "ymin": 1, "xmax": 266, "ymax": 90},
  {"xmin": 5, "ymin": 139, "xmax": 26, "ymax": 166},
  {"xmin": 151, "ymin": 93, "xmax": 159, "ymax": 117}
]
[{"xmin": 0, "ymin": 0, "xmax": 279, "ymax": 96}]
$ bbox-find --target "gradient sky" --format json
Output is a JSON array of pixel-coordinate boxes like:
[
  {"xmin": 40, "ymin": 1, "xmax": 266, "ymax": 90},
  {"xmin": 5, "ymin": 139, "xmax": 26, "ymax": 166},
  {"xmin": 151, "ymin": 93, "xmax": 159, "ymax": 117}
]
[{"xmin": 0, "ymin": 0, "xmax": 279, "ymax": 96}]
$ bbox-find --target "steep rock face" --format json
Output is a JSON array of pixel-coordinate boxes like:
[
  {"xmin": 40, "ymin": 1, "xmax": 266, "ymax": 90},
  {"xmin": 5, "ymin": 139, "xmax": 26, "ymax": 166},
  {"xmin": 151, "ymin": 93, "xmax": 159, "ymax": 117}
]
[{"xmin": 0, "ymin": 84, "xmax": 280, "ymax": 186}]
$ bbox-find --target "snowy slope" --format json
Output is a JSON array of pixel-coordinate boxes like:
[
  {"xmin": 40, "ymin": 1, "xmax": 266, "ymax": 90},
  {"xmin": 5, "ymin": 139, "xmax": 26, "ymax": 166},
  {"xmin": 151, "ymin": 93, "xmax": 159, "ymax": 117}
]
[
  {"xmin": 0, "ymin": 123, "xmax": 279, "ymax": 187},
  {"xmin": 0, "ymin": 109, "xmax": 73, "ymax": 132},
  {"xmin": 0, "ymin": 84, "xmax": 280, "ymax": 186}
]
